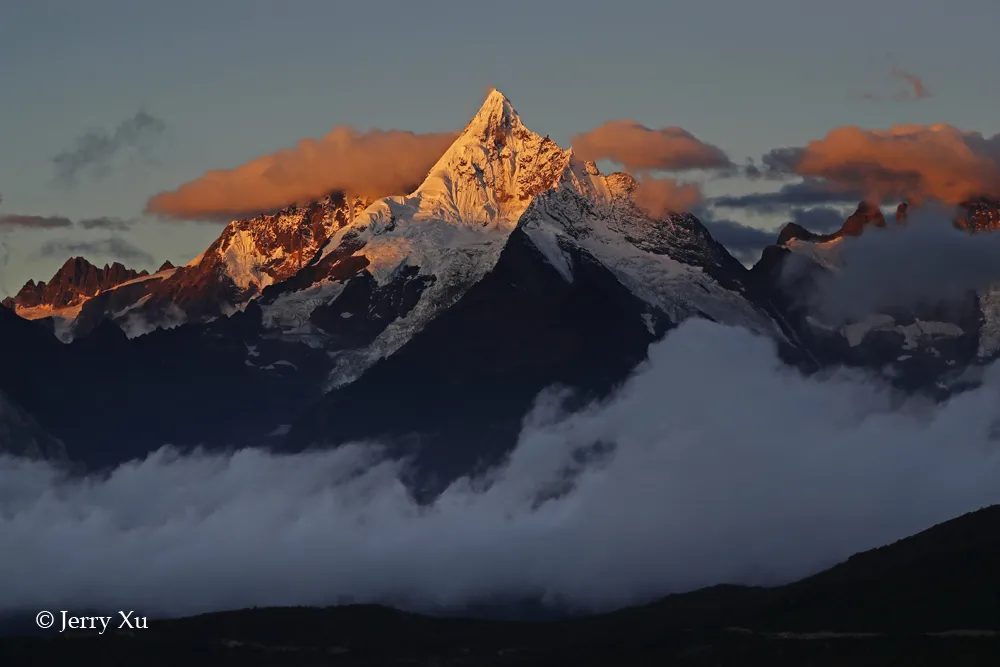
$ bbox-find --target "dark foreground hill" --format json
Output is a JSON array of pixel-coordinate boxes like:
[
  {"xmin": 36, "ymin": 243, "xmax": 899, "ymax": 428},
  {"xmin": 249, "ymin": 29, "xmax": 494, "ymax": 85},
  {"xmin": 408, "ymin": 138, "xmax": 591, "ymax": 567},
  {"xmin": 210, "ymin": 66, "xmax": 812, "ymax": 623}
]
[{"xmin": 3, "ymin": 505, "xmax": 999, "ymax": 665}]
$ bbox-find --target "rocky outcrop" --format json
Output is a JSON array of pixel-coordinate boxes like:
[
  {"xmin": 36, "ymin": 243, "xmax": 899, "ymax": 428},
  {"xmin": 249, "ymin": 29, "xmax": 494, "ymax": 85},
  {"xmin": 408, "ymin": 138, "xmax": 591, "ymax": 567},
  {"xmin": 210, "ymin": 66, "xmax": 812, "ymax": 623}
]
[{"xmin": 3, "ymin": 257, "xmax": 146, "ymax": 311}]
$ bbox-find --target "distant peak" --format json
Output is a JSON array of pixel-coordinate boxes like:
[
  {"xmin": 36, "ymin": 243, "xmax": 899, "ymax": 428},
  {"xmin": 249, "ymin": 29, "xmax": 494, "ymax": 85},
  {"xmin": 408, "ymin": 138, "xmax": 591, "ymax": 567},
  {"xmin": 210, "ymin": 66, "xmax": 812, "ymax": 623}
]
[
  {"xmin": 775, "ymin": 222, "xmax": 840, "ymax": 246},
  {"xmin": 158, "ymin": 260, "xmax": 176, "ymax": 272},
  {"xmin": 839, "ymin": 200, "xmax": 886, "ymax": 237}
]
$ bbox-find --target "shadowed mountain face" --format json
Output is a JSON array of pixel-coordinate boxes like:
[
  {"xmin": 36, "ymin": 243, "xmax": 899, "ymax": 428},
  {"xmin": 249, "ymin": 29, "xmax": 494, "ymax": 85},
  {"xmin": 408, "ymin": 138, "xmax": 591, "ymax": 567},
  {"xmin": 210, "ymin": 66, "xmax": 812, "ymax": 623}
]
[
  {"xmin": 0, "ymin": 389, "xmax": 67, "ymax": 462},
  {"xmin": 284, "ymin": 225, "xmax": 670, "ymax": 492},
  {"xmin": 3, "ymin": 505, "xmax": 999, "ymax": 664},
  {"xmin": 0, "ymin": 91, "xmax": 794, "ymax": 477},
  {"xmin": 750, "ymin": 200, "xmax": 989, "ymax": 392}
]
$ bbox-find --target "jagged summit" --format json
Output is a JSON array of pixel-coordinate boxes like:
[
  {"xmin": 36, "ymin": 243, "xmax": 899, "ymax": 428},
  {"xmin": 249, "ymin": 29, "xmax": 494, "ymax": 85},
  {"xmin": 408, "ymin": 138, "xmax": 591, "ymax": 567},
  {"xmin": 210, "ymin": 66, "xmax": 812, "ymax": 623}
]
[
  {"xmin": 461, "ymin": 88, "xmax": 520, "ymax": 143},
  {"xmin": 405, "ymin": 89, "xmax": 571, "ymax": 227},
  {"xmin": 2, "ymin": 257, "xmax": 145, "ymax": 314}
]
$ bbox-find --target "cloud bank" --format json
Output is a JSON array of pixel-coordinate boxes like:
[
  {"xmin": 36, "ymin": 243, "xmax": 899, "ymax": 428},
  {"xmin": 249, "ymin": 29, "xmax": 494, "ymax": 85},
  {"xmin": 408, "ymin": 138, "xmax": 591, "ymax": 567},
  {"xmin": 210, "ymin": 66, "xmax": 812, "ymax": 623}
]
[
  {"xmin": 146, "ymin": 128, "xmax": 458, "ymax": 222},
  {"xmin": 760, "ymin": 125, "xmax": 1000, "ymax": 204},
  {"xmin": 573, "ymin": 121, "xmax": 733, "ymax": 172},
  {"xmin": 4, "ymin": 319, "xmax": 1000, "ymax": 619}
]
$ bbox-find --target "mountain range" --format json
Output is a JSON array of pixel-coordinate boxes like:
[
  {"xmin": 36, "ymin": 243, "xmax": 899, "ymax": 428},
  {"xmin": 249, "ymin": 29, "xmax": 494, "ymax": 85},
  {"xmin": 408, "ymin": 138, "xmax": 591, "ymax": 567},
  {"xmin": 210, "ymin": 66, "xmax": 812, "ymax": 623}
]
[{"xmin": 2, "ymin": 90, "xmax": 999, "ymax": 483}]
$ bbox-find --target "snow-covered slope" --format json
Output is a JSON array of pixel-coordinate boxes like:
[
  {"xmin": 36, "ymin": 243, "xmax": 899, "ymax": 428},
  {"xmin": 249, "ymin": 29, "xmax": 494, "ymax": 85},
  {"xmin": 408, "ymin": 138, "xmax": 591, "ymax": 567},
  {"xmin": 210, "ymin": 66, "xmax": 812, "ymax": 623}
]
[
  {"xmin": 256, "ymin": 90, "xmax": 786, "ymax": 388},
  {"xmin": 520, "ymin": 164, "xmax": 784, "ymax": 338}
]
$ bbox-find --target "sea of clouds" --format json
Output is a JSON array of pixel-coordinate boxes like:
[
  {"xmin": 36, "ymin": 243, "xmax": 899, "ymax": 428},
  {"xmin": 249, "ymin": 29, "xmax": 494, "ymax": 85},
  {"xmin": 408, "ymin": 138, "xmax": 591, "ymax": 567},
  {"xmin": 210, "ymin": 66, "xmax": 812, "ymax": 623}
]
[{"xmin": 3, "ymin": 318, "xmax": 1000, "ymax": 618}]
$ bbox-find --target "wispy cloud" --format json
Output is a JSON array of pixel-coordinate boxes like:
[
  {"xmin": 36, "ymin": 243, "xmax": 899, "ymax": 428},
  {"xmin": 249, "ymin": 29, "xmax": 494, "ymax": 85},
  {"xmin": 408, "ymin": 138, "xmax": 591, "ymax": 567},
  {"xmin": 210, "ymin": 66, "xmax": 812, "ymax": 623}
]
[
  {"xmin": 713, "ymin": 179, "xmax": 863, "ymax": 214},
  {"xmin": 0, "ymin": 214, "xmax": 73, "ymax": 229},
  {"xmin": 856, "ymin": 60, "xmax": 933, "ymax": 102},
  {"xmin": 0, "ymin": 214, "xmax": 138, "ymax": 232},
  {"xmin": 77, "ymin": 217, "xmax": 136, "ymax": 231},
  {"xmin": 889, "ymin": 66, "xmax": 932, "ymax": 101},
  {"xmin": 52, "ymin": 111, "xmax": 166, "ymax": 186},
  {"xmin": 38, "ymin": 236, "xmax": 154, "ymax": 266}
]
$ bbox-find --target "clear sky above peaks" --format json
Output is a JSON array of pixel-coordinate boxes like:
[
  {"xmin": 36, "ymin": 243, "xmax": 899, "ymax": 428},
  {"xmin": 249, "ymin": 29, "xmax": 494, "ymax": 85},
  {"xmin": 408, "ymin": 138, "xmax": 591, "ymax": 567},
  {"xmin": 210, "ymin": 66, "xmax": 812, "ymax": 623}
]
[{"xmin": 1, "ymin": 0, "xmax": 998, "ymax": 295}]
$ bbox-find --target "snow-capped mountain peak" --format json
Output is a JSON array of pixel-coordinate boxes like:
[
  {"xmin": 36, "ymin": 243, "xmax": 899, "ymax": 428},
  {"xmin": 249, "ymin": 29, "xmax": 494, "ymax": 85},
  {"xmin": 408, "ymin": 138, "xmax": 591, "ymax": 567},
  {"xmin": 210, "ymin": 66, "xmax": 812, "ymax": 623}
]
[{"xmin": 402, "ymin": 89, "xmax": 571, "ymax": 228}]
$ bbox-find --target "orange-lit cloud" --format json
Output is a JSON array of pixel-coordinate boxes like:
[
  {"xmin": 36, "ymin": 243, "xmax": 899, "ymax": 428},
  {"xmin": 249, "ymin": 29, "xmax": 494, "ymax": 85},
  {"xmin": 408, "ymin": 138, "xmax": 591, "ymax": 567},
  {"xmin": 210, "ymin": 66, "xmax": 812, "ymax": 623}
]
[
  {"xmin": 146, "ymin": 127, "xmax": 458, "ymax": 221},
  {"xmin": 760, "ymin": 125, "xmax": 1000, "ymax": 204},
  {"xmin": 572, "ymin": 121, "xmax": 732, "ymax": 172},
  {"xmin": 634, "ymin": 177, "xmax": 704, "ymax": 217}
]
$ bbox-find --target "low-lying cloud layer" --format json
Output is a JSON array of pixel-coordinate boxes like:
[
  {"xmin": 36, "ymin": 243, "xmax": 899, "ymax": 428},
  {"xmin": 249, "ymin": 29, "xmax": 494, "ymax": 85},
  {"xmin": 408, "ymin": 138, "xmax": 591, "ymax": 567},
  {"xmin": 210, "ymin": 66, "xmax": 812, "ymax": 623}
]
[
  {"xmin": 146, "ymin": 128, "xmax": 458, "ymax": 222},
  {"xmin": 573, "ymin": 121, "xmax": 733, "ymax": 172},
  {"xmin": 4, "ymin": 319, "xmax": 1000, "ymax": 618},
  {"xmin": 789, "ymin": 207, "xmax": 1000, "ymax": 322}
]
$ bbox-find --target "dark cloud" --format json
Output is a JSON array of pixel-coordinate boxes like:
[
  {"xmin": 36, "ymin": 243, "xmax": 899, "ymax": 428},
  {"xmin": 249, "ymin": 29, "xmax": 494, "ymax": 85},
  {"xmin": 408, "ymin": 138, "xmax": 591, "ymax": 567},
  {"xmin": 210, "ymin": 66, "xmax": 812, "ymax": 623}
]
[
  {"xmin": 3, "ymin": 319, "xmax": 1000, "ymax": 617},
  {"xmin": 77, "ymin": 217, "xmax": 135, "ymax": 231},
  {"xmin": 572, "ymin": 121, "xmax": 733, "ymax": 172},
  {"xmin": 52, "ymin": 111, "xmax": 166, "ymax": 186},
  {"xmin": 743, "ymin": 149, "xmax": 806, "ymax": 180},
  {"xmin": 698, "ymin": 214, "xmax": 777, "ymax": 264},
  {"xmin": 786, "ymin": 206, "xmax": 1000, "ymax": 323},
  {"xmin": 695, "ymin": 205, "xmax": 849, "ymax": 265},
  {"xmin": 790, "ymin": 207, "xmax": 848, "ymax": 234},
  {"xmin": 858, "ymin": 65, "xmax": 933, "ymax": 103},
  {"xmin": 713, "ymin": 179, "xmax": 863, "ymax": 214},
  {"xmin": 0, "ymin": 214, "xmax": 73, "ymax": 229},
  {"xmin": 39, "ymin": 236, "xmax": 154, "ymax": 266},
  {"xmin": 890, "ymin": 67, "xmax": 932, "ymax": 101}
]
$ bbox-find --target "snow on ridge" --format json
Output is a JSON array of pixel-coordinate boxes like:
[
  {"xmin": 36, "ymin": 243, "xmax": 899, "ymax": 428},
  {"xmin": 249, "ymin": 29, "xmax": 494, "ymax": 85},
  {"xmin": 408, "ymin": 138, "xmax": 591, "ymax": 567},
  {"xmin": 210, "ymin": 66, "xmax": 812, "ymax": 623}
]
[
  {"xmin": 520, "ymin": 162, "xmax": 783, "ymax": 339},
  {"xmin": 840, "ymin": 315, "xmax": 964, "ymax": 348}
]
